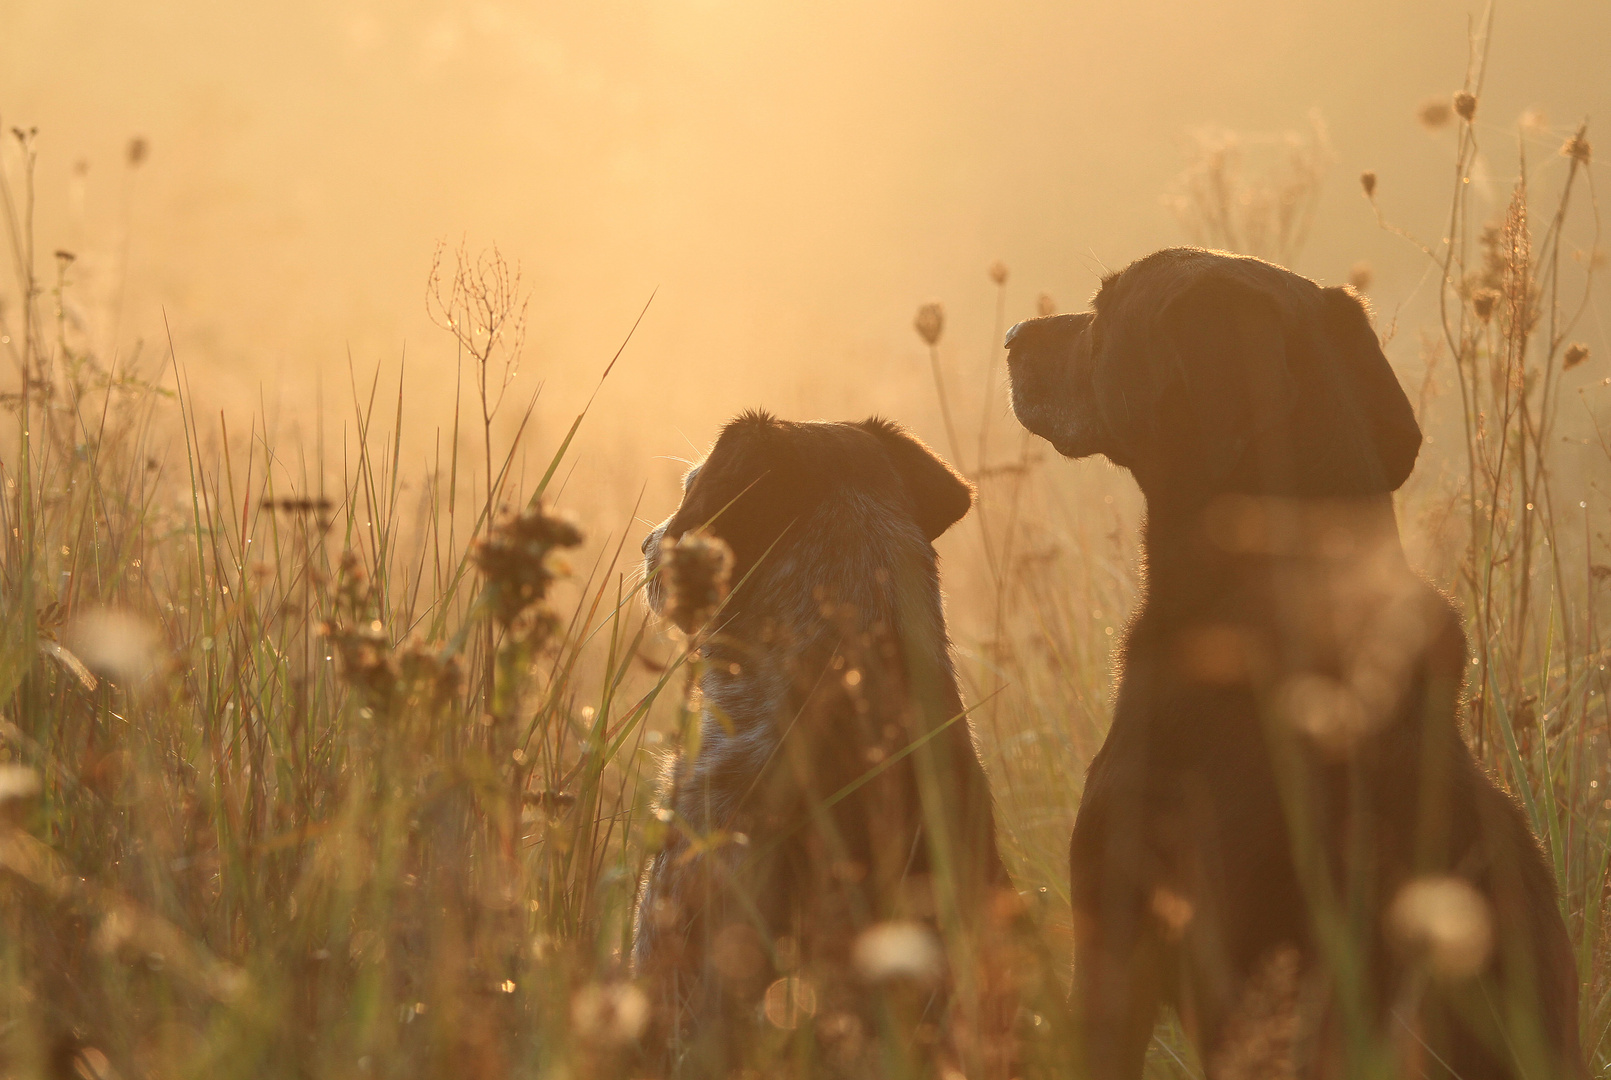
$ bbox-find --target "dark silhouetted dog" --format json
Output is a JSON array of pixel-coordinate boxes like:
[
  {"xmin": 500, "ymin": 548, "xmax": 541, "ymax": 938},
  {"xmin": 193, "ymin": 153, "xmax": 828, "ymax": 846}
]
[
  {"xmin": 1005, "ymin": 248, "xmax": 1584, "ymax": 1079},
  {"xmin": 633, "ymin": 411, "xmax": 1017, "ymax": 1076}
]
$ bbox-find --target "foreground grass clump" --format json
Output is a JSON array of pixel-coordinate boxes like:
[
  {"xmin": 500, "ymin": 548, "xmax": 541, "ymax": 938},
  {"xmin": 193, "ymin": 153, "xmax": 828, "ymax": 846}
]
[{"xmin": 1, "ymin": 41, "xmax": 1610, "ymax": 1080}]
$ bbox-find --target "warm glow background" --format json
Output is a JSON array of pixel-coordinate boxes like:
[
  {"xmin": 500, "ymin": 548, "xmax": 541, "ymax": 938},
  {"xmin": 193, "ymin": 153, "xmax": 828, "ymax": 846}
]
[{"xmin": 4, "ymin": 0, "xmax": 1609, "ymax": 535}]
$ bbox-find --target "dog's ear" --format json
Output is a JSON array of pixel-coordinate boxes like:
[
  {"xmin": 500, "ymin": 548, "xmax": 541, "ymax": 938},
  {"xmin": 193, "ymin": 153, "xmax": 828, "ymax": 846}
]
[
  {"xmin": 1153, "ymin": 276, "xmax": 1298, "ymax": 488},
  {"xmin": 859, "ymin": 418, "xmax": 974, "ymax": 541},
  {"xmin": 1313, "ymin": 286, "xmax": 1422, "ymax": 492}
]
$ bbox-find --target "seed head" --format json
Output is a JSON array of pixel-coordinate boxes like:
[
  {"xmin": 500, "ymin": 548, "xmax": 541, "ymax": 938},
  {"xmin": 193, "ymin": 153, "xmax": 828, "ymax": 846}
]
[
  {"xmin": 1453, "ymin": 92, "xmax": 1477, "ymax": 122},
  {"xmin": 1417, "ymin": 98, "xmax": 1453, "ymax": 131},
  {"xmin": 571, "ymin": 982, "xmax": 648, "ymax": 1046},
  {"xmin": 913, "ymin": 301, "xmax": 944, "ymax": 347},
  {"xmin": 852, "ymin": 921, "xmax": 943, "ymax": 984},
  {"xmin": 1036, "ymin": 292, "xmax": 1057, "ymax": 317},
  {"xmin": 1348, "ymin": 262, "xmax": 1373, "ymax": 293},
  {"xmin": 1563, "ymin": 134, "xmax": 1592, "ymax": 165},
  {"xmin": 126, "ymin": 137, "xmax": 148, "ymax": 168},
  {"xmin": 473, "ymin": 503, "xmax": 584, "ymax": 629},
  {"xmin": 661, "ymin": 530, "xmax": 733, "ymax": 635},
  {"xmin": 1563, "ymin": 342, "xmax": 1590, "ymax": 370},
  {"xmin": 0, "ymin": 765, "xmax": 41, "ymax": 807},
  {"xmin": 1389, "ymin": 876, "xmax": 1492, "ymax": 981},
  {"xmin": 1471, "ymin": 288, "xmax": 1500, "ymax": 322},
  {"xmin": 1360, "ymin": 171, "xmax": 1377, "ymax": 199},
  {"xmin": 987, "ymin": 260, "xmax": 1009, "ymax": 286}
]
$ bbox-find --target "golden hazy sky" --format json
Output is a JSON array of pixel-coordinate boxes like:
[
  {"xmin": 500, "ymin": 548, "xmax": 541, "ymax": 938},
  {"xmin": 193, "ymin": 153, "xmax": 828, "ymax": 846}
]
[{"xmin": 3, "ymin": 0, "xmax": 1608, "ymax": 512}]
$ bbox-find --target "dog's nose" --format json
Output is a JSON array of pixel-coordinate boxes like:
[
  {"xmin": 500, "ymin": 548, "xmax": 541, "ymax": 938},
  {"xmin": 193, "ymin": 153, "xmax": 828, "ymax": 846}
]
[
  {"xmin": 1004, "ymin": 320, "xmax": 1029, "ymax": 349},
  {"xmin": 641, "ymin": 532, "xmax": 656, "ymax": 557}
]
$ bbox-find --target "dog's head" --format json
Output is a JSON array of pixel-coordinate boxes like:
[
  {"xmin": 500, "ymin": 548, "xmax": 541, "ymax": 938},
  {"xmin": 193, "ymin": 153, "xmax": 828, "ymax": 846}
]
[
  {"xmin": 1005, "ymin": 248, "xmax": 1422, "ymax": 498},
  {"xmin": 642, "ymin": 411, "xmax": 973, "ymax": 618}
]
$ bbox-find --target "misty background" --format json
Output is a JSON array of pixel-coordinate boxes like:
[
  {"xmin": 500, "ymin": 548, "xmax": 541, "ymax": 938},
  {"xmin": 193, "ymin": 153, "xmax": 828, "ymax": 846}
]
[{"xmin": 3, "ymin": 0, "xmax": 1608, "ymax": 535}]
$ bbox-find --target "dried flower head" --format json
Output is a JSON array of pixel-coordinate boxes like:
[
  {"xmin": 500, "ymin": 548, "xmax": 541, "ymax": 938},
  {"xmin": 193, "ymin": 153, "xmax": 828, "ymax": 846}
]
[
  {"xmin": 1563, "ymin": 342, "xmax": 1590, "ymax": 370},
  {"xmin": 987, "ymin": 260, "xmax": 1009, "ymax": 286},
  {"xmin": 1470, "ymin": 288, "xmax": 1500, "ymax": 322},
  {"xmin": 1389, "ymin": 876, "xmax": 1493, "ymax": 981},
  {"xmin": 913, "ymin": 301, "xmax": 944, "ymax": 347},
  {"xmin": 1417, "ymin": 98, "xmax": 1454, "ymax": 131},
  {"xmin": 661, "ymin": 530, "xmax": 733, "ymax": 635},
  {"xmin": 1360, "ymin": 171, "xmax": 1377, "ymax": 199},
  {"xmin": 1036, "ymin": 292, "xmax": 1057, "ymax": 317},
  {"xmin": 1453, "ymin": 92, "xmax": 1477, "ymax": 122},
  {"xmin": 1348, "ymin": 262, "xmax": 1373, "ymax": 293},
  {"xmin": 472, "ymin": 504, "xmax": 584, "ymax": 630},
  {"xmin": 1563, "ymin": 134, "xmax": 1592, "ymax": 165},
  {"xmin": 126, "ymin": 137, "xmax": 148, "ymax": 168}
]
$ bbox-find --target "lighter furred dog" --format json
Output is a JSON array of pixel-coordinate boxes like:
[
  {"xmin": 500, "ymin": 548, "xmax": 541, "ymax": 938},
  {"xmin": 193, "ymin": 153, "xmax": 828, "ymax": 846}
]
[{"xmin": 633, "ymin": 411, "xmax": 1014, "ymax": 1076}]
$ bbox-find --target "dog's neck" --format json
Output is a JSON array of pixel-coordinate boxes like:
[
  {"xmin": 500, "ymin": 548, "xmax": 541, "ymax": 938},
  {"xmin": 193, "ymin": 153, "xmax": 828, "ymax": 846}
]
[
  {"xmin": 1141, "ymin": 490, "xmax": 1408, "ymax": 604},
  {"xmin": 697, "ymin": 492, "xmax": 956, "ymax": 735}
]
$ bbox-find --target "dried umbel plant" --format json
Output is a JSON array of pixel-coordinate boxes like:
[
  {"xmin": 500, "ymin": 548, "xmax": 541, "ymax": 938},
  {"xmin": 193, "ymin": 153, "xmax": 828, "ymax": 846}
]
[
  {"xmin": 987, "ymin": 260, "xmax": 1009, "ymax": 286},
  {"xmin": 660, "ymin": 529, "xmax": 733, "ymax": 635},
  {"xmin": 472, "ymin": 503, "xmax": 584, "ymax": 634},
  {"xmin": 1167, "ymin": 110, "xmax": 1333, "ymax": 265},
  {"xmin": 1036, "ymin": 292, "xmax": 1057, "ymax": 317}
]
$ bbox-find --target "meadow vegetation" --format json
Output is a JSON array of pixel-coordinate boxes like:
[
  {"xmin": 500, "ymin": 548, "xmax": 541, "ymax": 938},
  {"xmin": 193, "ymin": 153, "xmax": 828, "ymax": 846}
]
[{"xmin": 1, "ymin": 36, "xmax": 1608, "ymax": 1080}]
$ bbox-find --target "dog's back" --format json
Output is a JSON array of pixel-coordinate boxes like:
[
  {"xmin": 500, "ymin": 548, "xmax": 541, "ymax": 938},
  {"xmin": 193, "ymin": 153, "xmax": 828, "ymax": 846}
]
[{"xmin": 1104, "ymin": 496, "xmax": 1583, "ymax": 1077}]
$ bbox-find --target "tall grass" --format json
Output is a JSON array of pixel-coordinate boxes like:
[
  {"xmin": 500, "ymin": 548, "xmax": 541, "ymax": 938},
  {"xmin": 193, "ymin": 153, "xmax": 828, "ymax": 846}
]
[{"xmin": 1, "ymin": 25, "xmax": 1609, "ymax": 1078}]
